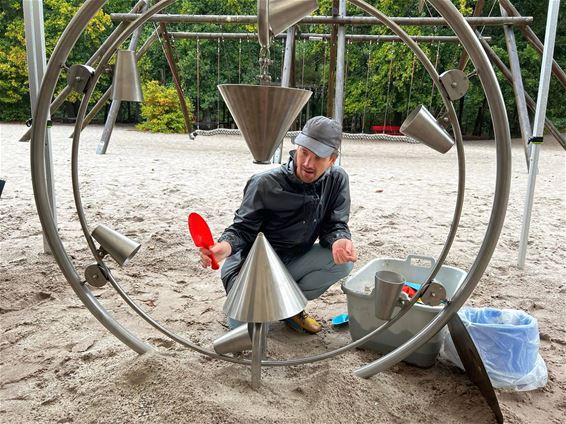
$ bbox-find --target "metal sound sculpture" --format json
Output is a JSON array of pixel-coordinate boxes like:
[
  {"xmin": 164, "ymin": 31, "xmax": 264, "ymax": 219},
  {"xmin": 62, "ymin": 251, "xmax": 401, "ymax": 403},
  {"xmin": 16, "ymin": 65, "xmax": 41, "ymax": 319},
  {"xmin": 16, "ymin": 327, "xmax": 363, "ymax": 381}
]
[{"xmin": 29, "ymin": 0, "xmax": 511, "ymax": 394}]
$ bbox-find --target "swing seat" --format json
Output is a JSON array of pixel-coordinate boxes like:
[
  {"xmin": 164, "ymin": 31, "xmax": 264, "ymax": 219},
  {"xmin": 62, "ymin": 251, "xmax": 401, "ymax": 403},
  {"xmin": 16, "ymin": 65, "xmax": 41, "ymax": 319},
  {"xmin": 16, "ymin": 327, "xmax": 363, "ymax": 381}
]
[{"xmin": 370, "ymin": 125, "xmax": 402, "ymax": 135}]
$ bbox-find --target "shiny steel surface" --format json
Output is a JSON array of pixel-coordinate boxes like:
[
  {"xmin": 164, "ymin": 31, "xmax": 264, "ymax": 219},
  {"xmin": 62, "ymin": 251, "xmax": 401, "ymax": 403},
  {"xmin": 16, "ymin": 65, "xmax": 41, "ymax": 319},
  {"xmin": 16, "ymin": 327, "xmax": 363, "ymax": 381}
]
[
  {"xmin": 257, "ymin": 0, "xmax": 270, "ymax": 48},
  {"xmin": 224, "ymin": 233, "xmax": 307, "ymax": 322},
  {"xmin": 213, "ymin": 323, "xmax": 253, "ymax": 354},
  {"xmin": 401, "ymin": 105, "xmax": 454, "ymax": 154},
  {"xmin": 91, "ymin": 224, "xmax": 141, "ymax": 266},
  {"xmin": 30, "ymin": 0, "xmax": 510, "ymax": 374},
  {"xmin": 67, "ymin": 64, "xmax": 95, "ymax": 94},
  {"xmin": 112, "ymin": 49, "xmax": 143, "ymax": 102},
  {"xmin": 218, "ymin": 84, "xmax": 311, "ymax": 163},
  {"xmin": 84, "ymin": 263, "xmax": 108, "ymax": 288},
  {"xmin": 420, "ymin": 281, "xmax": 447, "ymax": 307},
  {"xmin": 374, "ymin": 270, "xmax": 405, "ymax": 320},
  {"xmin": 439, "ymin": 69, "xmax": 469, "ymax": 101},
  {"xmin": 268, "ymin": 0, "xmax": 318, "ymax": 36}
]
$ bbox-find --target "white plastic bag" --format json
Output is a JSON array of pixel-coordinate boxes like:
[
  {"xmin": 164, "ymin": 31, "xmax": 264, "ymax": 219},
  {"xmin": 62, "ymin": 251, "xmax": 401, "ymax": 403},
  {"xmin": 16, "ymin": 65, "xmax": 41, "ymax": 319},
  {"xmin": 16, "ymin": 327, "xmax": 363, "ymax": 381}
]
[{"xmin": 441, "ymin": 308, "xmax": 548, "ymax": 391}]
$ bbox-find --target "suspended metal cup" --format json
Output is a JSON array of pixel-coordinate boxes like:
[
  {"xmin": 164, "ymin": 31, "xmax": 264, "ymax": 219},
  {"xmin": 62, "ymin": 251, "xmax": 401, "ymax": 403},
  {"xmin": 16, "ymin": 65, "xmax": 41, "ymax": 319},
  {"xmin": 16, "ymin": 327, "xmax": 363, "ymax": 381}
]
[
  {"xmin": 223, "ymin": 232, "xmax": 307, "ymax": 322},
  {"xmin": 112, "ymin": 49, "xmax": 143, "ymax": 102},
  {"xmin": 218, "ymin": 84, "xmax": 311, "ymax": 164},
  {"xmin": 268, "ymin": 0, "xmax": 318, "ymax": 36},
  {"xmin": 400, "ymin": 105, "xmax": 455, "ymax": 154},
  {"xmin": 213, "ymin": 323, "xmax": 253, "ymax": 354},
  {"xmin": 374, "ymin": 270, "xmax": 405, "ymax": 321},
  {"xmin": 91, "ymin": 224, "xmax": 141, "ymax": 266}
]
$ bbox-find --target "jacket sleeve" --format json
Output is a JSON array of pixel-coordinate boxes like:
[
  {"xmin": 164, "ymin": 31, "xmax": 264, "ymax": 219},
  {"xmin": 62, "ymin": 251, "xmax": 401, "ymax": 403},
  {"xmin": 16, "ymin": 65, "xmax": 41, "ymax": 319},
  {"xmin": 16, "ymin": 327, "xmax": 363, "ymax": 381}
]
[
  {"xmin": 319, "ymin": 169, "xmax": 352, "ymax": 248},
  {"xmin": 218, "ymin": 176, "xmax": 264, "ymax": 255}
]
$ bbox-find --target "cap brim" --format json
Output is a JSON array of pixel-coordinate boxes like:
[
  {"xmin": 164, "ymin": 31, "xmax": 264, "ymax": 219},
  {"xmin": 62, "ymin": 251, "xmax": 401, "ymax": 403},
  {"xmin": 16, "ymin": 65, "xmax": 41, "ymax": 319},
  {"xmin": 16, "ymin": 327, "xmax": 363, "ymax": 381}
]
[{"xmin": 293, "ymin": 133, "xmax": 336, "ymax": 158}]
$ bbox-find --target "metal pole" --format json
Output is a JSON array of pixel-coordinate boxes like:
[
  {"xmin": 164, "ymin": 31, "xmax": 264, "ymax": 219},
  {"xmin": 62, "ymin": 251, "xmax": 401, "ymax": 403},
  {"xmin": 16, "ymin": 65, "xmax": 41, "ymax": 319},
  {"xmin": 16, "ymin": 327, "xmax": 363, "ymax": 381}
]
[
  {"xmin": 334, "ymin": 0, "xmax": 346, "ymax": 165},
  {"xmin": 500, "ymin": 5, "xmax": 532, "ymax": 169},
  {"xmin": 326, "ymin": 0, "xmax": 339, "ymax": 119},
  {"xmin": 96, "ymin": 3, "xmax": 147, "ymax": 155},
  {"xmin": 251, "ymin": 322, "xmax": 266, "ymax": 389},
  {"xmin": 111, "ymin": 13, "xmax": 533, "ymax": 27},
  {"xmin": 23, "ymin": 0, "xmax": 57, "ymax": 254},
  {"xmin": 518, "ymin": 0, "xmax": 560, "ymax": 268},
  {"xmin": 477, "ymin": 33, "xmax": 566, "ymax": 149},
  {"xmin": 168, "ymin": 31, "xmax": 481, "ymax": 43},
  {"xmin": 272, "ymin": 26, "xmax": 296, "ymax": 164}
]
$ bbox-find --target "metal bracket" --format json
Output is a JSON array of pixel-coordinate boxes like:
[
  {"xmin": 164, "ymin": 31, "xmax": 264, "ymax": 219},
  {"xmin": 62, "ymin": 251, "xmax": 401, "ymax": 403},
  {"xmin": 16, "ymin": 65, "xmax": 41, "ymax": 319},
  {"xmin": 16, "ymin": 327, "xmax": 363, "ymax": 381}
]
[
  {"xmin": 439, "ymin": 69, "xmax": 470, "ymax": 101},
  {"xmin": 67, "ymin": 64, "xmax": 96, "ymax": 94}
]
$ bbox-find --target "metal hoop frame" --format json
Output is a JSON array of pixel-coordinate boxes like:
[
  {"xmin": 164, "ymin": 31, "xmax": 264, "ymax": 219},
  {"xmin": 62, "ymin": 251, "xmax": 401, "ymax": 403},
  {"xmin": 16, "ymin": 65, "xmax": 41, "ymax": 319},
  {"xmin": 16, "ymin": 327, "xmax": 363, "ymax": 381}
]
[{"xmin": 30, "ymin": 0, "xmax": 511, "ymax": 376}]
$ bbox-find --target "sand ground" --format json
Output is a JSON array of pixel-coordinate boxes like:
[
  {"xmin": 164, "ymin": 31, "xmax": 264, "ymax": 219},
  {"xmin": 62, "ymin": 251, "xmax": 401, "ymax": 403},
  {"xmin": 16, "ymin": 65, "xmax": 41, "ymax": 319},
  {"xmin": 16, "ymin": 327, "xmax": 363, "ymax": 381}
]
[{"xmin": 0, "ymin": 122, "xmax": 565, "ymax": 423}]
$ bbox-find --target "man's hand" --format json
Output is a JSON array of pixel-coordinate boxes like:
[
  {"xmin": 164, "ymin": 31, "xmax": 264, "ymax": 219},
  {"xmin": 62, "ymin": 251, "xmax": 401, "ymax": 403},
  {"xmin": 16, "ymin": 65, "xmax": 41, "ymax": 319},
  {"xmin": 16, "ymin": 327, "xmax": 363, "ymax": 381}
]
[
  {"xmin": 332, "ymin": 238, "xmax": 357, "ymax": 264},
  {"xmin": 199, "ymin": 241, "xmax": 232, "ymax": 268}
]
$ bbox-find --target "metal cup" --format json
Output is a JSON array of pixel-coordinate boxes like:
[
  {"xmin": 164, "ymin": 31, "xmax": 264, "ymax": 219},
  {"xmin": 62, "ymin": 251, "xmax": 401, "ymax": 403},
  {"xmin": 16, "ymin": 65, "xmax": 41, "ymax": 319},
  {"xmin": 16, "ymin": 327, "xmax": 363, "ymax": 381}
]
[
  {"xmin": 213, "ymin": 323, "xmax": 253, "ymax": 354},
  {"xmin": 374, "ymin": 270, "xmax": 406, "ymax": 320}
]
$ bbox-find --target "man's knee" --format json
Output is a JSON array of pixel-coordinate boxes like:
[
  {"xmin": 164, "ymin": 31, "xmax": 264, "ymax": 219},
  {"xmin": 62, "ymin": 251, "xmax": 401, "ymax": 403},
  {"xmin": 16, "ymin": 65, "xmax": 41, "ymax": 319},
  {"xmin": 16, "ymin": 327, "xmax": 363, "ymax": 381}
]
[{"xmin": 332, "ymin": 260, "xmax": 354, "ymax": 281}]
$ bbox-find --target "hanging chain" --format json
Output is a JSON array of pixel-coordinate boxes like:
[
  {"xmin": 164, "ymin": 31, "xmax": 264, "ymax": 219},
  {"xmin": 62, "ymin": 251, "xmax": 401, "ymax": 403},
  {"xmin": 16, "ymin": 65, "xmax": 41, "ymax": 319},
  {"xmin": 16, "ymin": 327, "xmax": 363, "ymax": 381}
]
[{"xmin": 258, "ymin": 46, "xmax": 272, "ymax": 85}]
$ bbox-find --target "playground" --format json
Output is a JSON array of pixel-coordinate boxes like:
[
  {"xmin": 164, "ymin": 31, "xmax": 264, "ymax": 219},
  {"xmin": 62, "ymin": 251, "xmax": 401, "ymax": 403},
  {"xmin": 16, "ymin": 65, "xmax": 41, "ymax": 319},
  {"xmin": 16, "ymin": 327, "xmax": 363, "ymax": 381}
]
[
  {"xmin": 1, "ymin": 123, "xmax": 565, "ymax": 422},
  {"xmin": 2, "ymin": 0, "xmax": 566, "ymax": 422}
]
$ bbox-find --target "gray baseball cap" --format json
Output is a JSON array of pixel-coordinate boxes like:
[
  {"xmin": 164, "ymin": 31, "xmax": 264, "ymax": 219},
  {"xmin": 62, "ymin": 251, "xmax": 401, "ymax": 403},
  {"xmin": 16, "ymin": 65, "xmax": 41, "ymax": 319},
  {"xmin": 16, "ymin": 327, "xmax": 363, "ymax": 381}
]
[{"xmin": 293, "ymin": 116, "xmax": 342, "ymax": 158}]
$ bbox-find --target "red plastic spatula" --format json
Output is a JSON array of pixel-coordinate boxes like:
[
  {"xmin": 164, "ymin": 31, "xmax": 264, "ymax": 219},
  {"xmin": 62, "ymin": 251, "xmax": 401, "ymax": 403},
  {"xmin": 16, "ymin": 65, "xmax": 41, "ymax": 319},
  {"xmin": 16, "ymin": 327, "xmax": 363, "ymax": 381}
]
[{"xmin": 188, "ymin": 212, "xmax": 219, "ymax": 270}]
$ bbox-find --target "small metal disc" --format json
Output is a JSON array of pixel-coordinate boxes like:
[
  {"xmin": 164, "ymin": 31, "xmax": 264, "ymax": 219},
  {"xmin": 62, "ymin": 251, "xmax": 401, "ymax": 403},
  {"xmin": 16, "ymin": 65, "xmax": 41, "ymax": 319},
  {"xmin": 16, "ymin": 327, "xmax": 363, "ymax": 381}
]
[
  {"xmin": 420, "ymin": 281, "xmax": 447, "ymax": 306},
  {"xmin": 84, "ymin": 264, "xmax": 108, "ymax": 288}
]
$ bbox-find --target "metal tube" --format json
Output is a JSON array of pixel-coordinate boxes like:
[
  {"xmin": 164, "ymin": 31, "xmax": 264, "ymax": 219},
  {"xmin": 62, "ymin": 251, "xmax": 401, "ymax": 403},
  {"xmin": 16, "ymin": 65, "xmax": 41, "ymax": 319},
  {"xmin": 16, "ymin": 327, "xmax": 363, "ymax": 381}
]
[
  {"xmin": 272, "ymin": 26, "xmax": 295, "ymax": 164},
  {"xmin": 333, "ymin": 0, "xmax": 346, "ymax": 130},
  {"xmin": 354, "ymin": 0, "xmax": 511, "ymax": 377},
  {"xmin": 30, "ymin": 0, "xmax": 151, "ymax": 354},
  {"xmin": 23, "ymin": 0, "xmax": 57, "ymax": 254},
  {"xmin": 500, "ymin": 5, "xmax": 532, "ymax": 169},
  {"xmin": 518, "ymin": 0, "xmax": 560, "ymax": 268},
  {"xmin": 111, "ymin": 13, "xmax": 532, "ymax": 27},
  {"xmin": 169, "ymin": 31, "xmax": 484, "ymax": 43},
  {"xmin": 251, "ymin": 323, "xmax": 266, "ymax": 389}
]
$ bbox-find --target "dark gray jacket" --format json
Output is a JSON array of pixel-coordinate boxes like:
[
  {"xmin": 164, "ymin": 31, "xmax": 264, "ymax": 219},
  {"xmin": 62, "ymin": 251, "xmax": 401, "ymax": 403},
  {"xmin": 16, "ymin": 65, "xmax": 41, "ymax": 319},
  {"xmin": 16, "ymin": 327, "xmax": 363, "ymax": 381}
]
[{"xmin": 219, "ymin": 151, "xmax": 351, "ymax": 291}]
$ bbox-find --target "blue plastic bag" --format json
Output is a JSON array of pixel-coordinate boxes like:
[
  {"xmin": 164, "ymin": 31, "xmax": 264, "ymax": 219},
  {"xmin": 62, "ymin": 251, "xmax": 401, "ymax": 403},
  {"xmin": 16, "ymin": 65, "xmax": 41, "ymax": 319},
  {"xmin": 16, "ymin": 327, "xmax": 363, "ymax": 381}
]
[{"xmin": 441, "ymin": 308, "xmax": 547, "ymax": 391}]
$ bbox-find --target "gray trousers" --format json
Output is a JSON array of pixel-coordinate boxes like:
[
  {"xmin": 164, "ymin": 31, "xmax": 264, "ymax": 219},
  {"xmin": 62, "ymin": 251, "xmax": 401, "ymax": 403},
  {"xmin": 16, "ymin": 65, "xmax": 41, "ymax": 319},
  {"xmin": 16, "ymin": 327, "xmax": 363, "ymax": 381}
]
[{"xmin": 226, "ymin": 243, "xmax": 353, "ymax": 329}]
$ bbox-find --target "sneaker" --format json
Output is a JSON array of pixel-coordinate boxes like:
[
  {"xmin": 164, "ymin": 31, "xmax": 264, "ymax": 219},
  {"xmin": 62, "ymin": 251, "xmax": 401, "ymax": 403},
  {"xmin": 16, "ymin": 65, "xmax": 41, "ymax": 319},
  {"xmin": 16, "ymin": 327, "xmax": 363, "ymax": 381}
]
[{"xmin": 284, "ymin": 311, "xmax": 322, "ymax": 334}]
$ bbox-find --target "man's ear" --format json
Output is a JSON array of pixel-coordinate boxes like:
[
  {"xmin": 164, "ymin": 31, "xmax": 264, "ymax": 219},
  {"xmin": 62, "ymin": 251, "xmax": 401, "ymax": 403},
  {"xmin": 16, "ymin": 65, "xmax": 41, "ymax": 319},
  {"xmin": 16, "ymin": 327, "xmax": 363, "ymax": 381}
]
[{"xmin": 329, "ymin": 155, "xmax": 338, "ymax": 166}]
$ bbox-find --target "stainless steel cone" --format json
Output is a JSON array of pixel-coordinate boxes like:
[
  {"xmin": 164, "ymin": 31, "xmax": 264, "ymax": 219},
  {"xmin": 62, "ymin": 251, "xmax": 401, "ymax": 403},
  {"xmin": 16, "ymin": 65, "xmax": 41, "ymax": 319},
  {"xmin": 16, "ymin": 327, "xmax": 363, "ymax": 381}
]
[
  {"xmin": 218, "ymin": 84, "xmax": 311, "ymax": 163},
  {"xmin": 213, "ymin": 324, "xmax": 253, "ymax": 354},
  {"xmin": 374, "ymin": 270, "xmax": 405, "ymax": 320},
  {"xmin": 91, "ymin": 224, "xmax": 141, "ymax": 266},
  {"xmin": 112, "ymin": 49, "xmax": 143, "ymax": 102},
  {"xmin": 223, "ymin": 233, "xmax": 307, "ymax": 322},
  {"xmin": 400, "ymin": 105, "xmax": 454, "ymax": 154},
  {"xmin": 269, "ymin": 0, "xmax": 318, "ymax": 36}
]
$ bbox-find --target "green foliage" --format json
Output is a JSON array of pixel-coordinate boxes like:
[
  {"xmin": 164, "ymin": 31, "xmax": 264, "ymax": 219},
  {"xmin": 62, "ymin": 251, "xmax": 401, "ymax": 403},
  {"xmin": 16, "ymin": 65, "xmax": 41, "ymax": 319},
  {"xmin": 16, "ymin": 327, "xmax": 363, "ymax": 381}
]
[
  {"xmin": 1, "ymin": 0, "xmax": 565, "ymax": 135},
  {"xmin": 136, "ymin": 80, "xmax": 192, "ymax": 134}
]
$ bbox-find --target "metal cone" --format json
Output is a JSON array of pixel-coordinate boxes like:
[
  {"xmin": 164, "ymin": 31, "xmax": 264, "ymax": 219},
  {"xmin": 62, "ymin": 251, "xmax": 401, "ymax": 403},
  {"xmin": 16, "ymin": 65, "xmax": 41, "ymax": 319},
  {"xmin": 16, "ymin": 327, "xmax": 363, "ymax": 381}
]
[
  {"xmin": 400, "ymin": 105, "xmax": 454, "ymax": 154},
  {"xmin": 269, "ymin": 0, "xmax": 318, "ymax": 36},
  {"xmin": 223, "ymin": 233, "xmax": 307, "ymax": 322},
  {"xmin": 112, "ymin": 49, "xmax": 143, "ymax": 102},
  {"xmin": 218, "ymin": 84, "xmax": 311, "ymax": 163}
]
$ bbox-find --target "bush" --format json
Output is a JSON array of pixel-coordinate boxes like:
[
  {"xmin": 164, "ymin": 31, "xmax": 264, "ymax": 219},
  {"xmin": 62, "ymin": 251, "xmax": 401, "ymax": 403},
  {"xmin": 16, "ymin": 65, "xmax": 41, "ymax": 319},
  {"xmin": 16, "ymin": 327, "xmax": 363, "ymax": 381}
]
[{"xmin": 136, "ymin": 80, "xmax": 192, "ymax": 133}]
